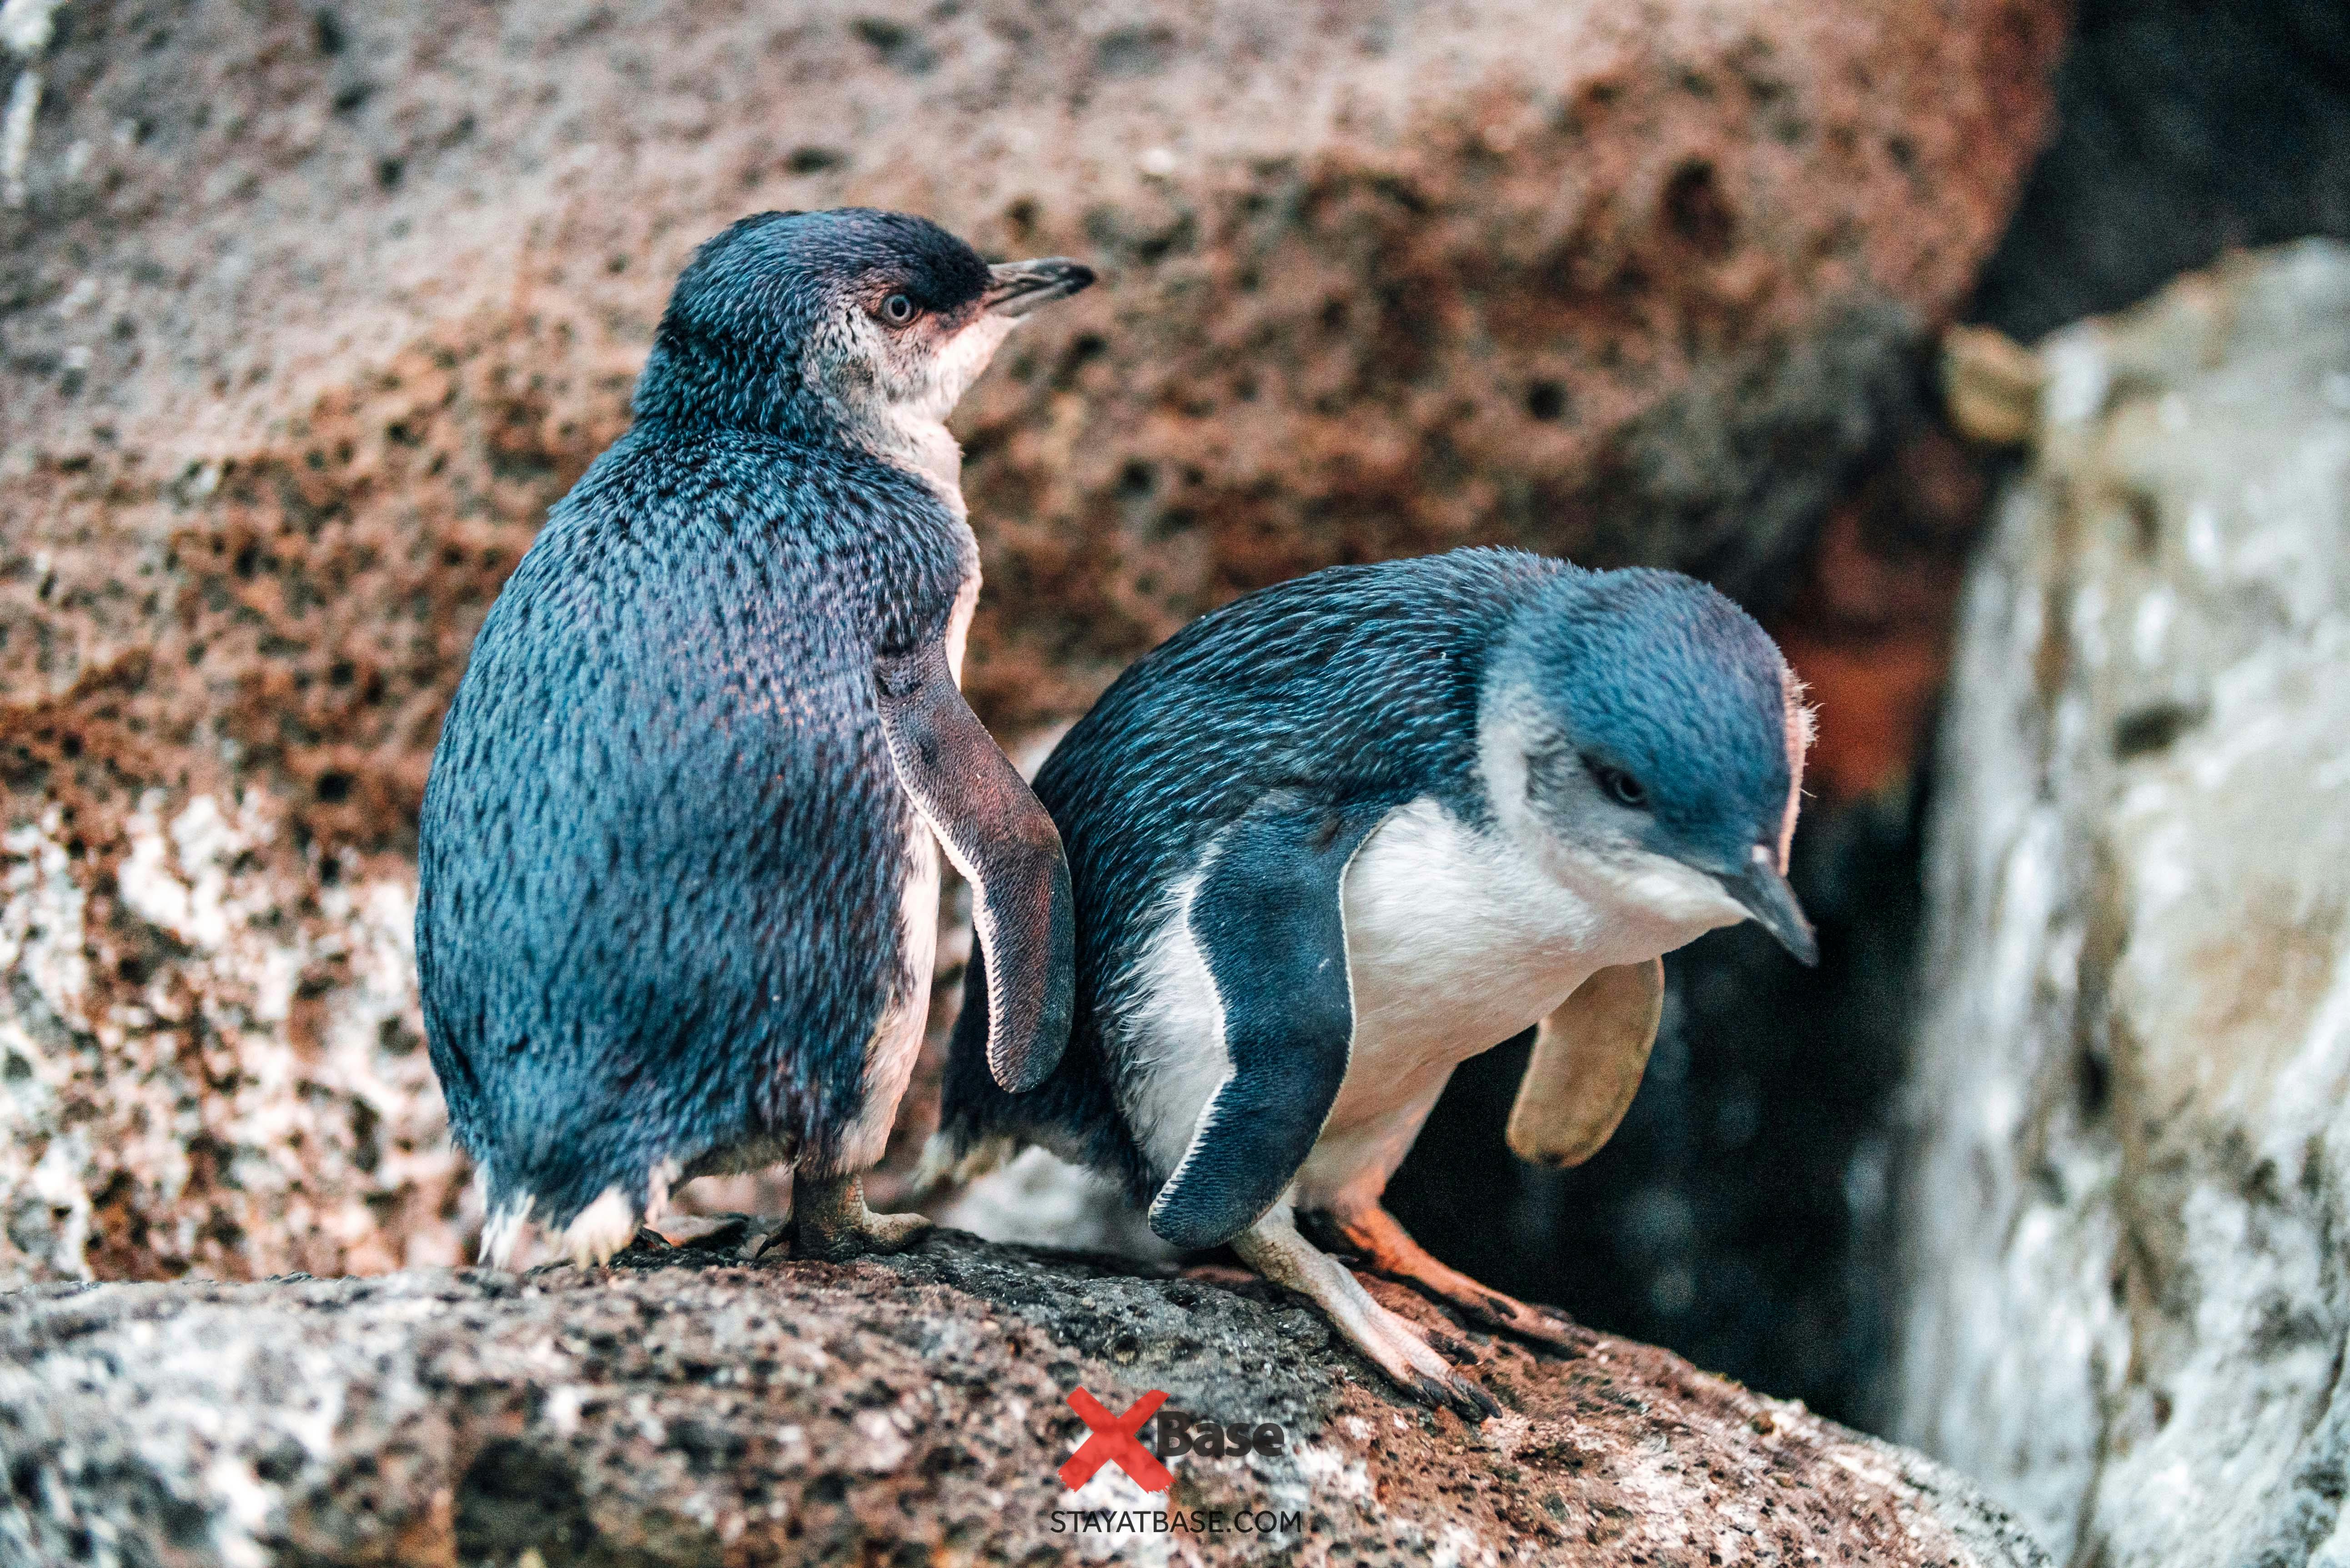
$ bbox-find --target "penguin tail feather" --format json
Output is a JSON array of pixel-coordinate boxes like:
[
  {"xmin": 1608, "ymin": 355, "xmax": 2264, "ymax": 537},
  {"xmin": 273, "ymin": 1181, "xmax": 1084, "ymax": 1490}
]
[
  {"xmin": 910, "ymin": 1131, "xmax": 1024, "ymax": 1197},
  {"xmin": 472, "ymin": 1152, "xmax": 658, "ymax": 1271},
  {"xmin": 477, "ymin": 1187, "xmax": 536, "ymax": 1271}
]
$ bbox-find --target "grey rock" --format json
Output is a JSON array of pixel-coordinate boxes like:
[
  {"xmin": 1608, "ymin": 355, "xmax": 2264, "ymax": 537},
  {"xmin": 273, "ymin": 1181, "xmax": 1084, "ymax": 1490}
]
[
  {"xmin": 0, "ymin": 1230, "xmax": 2045, "ymax": 1566},
  {"xmin": 1896, "ymin": 239, "xmax": 2350, "ymax": 1566}
]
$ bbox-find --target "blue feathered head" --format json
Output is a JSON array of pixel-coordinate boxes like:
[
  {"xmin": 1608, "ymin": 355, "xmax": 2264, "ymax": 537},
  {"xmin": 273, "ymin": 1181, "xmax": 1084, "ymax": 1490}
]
[
  {"xmin": 632, "ymin": 208, "xmax": 1091, "ymax": 444},
  {"xmin": 1495, "ymin": 567, "xmax": 1817, "ymax": 961}
]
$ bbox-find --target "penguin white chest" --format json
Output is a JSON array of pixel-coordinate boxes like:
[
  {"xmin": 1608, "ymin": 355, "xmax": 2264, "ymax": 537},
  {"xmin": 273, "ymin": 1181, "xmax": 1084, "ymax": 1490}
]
[
  {"xmin": 1120, "ymin": 795, "xmax": 1741, "ymax": 1206},
  {"xmin": 1328, "ymin": 799, "xmax": 1612, "ymax": 1129}
]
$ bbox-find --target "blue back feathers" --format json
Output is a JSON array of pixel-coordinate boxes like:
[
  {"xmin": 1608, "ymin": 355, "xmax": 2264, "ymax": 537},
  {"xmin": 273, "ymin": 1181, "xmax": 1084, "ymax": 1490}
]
[{"xmin": 418, "ymin": 211, "xmax": 988, "ymax": 1228}]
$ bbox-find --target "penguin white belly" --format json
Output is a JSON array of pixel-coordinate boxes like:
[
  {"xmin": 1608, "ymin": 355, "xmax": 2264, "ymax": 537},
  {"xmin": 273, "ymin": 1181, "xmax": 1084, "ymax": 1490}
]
[
  {"xmin": 1119, "ymin": 802, "xmax": 1609, "ymax": 1201},
  {"xmin": 836, "ymin": 822, "xmax": 942, "ymax": 1171},
  {"xmin": 1120, "ymin": 796, "xmax": 1735, "ymax": 1217},
  {"xmin": 1342, "ymin": 801, "xmax": 1611, "ymax": 1100},
  {"xmin": 1120, "ymin": 873, "xmax": 1234, "ymax": 1179},
  {"xmin": 1289, "ymin": 799, "xmax": 1612, "ymax": 1206}
]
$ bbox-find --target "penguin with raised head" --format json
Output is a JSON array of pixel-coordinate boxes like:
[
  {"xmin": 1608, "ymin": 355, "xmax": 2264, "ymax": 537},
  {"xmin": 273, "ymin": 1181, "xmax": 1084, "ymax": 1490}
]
[
  {"xmin": 417, "ymin": 209, "xmax": 1093, "ymax": 1267},
  {"xmin": 928, "ymin": 548, "xmax": 1817, "ymax": 1415}
]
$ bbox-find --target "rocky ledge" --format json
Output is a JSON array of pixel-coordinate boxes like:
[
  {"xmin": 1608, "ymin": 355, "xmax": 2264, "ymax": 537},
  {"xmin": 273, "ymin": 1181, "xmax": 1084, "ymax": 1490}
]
[{"xmin": 0, "ymin": 1228, "xmax": 2041, "ymax": 1566}]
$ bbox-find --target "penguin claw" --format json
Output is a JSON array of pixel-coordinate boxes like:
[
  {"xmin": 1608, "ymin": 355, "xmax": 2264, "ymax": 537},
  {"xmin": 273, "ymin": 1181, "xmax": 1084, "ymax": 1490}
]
[
  {"xmin": 793, "ymin": 1210, "xmax": 932, "ymax": 1262},
  {"xmin": 1310, "ymin": 1204, "xmax": 1595, "ymax": 1356},
  {"xmin": 1405, "ymin": 1371, "xmax": 1501, "ymax": 1422},
  {"xmin": 788, "ymin": 1172, "xmax": 933, "ymax": 1261}
]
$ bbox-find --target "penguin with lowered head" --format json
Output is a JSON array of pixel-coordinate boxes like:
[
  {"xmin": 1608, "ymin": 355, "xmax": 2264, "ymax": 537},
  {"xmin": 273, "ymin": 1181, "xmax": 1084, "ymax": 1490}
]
[
  {"xmin": 418, "ymin": 209, "xmax": 1093, "ymax": 1267},
  {"xmin": 927, "ymin": 548, "xmax": 1817, "ymax": 1416}
]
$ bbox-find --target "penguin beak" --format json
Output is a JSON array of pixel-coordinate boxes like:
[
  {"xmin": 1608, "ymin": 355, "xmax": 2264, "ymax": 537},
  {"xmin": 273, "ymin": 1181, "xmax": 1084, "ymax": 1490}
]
[
  {"xmin": 985, "ymin": 257, "xmax": 1096, "ymax": 317},
  {"xmin": 1722, "ymin": 844, "xmax": 1818, "ymax": 966}
]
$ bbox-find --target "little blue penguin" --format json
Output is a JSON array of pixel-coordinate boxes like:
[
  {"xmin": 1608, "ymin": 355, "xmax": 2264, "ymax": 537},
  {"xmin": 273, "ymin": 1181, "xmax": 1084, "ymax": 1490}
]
[
  {"xmin": 417, "ymin": 208, "xmax": 1094, "ymax": 1268},
  {"xmin": 925, "ymin": 547, "xmax": 1817, "ymax": 1415}
]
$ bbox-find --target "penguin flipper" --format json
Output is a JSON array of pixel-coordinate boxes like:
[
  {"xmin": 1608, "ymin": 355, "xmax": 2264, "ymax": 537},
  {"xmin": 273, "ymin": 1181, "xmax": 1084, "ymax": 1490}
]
[
  {"xmin": 874, "ymin": 642, "xmax": 1075, "ymax": 1092},
  {"xmin": 1147, "ymin": 799, "xmax": 1389, "ymax": 1251},
  {"xmin": 1503, "ymin": 957, "xmax": 1666, "ymax": 1167}
]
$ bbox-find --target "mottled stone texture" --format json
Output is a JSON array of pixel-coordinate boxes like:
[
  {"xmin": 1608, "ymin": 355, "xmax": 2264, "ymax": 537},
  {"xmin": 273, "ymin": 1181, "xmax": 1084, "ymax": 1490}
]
[
  {"xmin": 1895, "ymin": 242, "xmax": 2350, "ymax": 1564},
  {"xmin": 0, "ymin": 0, "xmax": 2066, "ymax": 1287},
  {"xmin": 0, "ymin": 1229, "xmax": 2048, "ymax": 1567}
]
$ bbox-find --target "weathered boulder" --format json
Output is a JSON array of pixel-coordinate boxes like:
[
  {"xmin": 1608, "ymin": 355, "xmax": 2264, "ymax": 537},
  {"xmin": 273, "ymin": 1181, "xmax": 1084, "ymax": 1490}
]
[
  {"xmin": 0, "ymin": 1229, "xmax": 2045, "ymax": 1566},
  {"xmin": 1893, "ymin": 241, "xmax": 2350, "ymax": 1564},
  {"xmin": 0, "ymin": 0, "xmax": 2066, "ymax": 1287}
]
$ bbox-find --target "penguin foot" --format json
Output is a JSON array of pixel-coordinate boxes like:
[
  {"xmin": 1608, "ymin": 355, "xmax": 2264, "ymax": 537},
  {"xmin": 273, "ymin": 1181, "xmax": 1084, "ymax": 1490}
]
[
  {"xmin": 792, "ymin": 1171, "xmax": 934, "ymax": 1261},
  {"xmin": 1232, "ymin": 1206, "xmax": 1500, "ymax": 1422},
  {"xmin": 1302, "ymin": 1203, "xmax": 1593, "ymax": 1355}
]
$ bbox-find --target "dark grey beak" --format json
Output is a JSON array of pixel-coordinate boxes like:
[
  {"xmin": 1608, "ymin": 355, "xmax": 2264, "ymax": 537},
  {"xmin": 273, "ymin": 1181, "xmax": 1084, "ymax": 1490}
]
[
  {"xmin": 985, "ymin": 257, "xmax": 1095, "ymax": 317},
  {"xmin": 1723, "ymin": 845, "xmax": 1818, "ymax": 966}
]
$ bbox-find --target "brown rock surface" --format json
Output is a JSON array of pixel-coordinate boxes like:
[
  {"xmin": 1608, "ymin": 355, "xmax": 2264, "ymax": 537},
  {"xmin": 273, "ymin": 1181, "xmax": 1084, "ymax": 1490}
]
[
  {"xmin": 0, "ymin": 1229, "xmax": 2048, "ymax": 1565},
  {"xmin": 0, "ymin": 0, "xmax": 2066, "ymax": 1285}
]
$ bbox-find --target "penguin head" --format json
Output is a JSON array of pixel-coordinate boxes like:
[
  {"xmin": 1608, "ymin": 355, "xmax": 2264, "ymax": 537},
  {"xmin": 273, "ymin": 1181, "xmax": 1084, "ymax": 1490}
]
[
  {"xmin": 1484, "ymin": 567, "xmax": 1819, "ymax": 964},
  {"xmin": 633, "ymin": 208, "xmax": 1094, "ymax": 483}
]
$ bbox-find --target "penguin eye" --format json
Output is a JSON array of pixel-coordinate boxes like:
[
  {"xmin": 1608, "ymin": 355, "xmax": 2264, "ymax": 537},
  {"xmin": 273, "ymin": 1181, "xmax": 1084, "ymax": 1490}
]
[
  {"xmin": 1589, "ymin": 760, "xmax": 1649, "ymax": 810},
  {"xmin": 879, "ymin": 293, "xmax": 917, "ymax": 327}
]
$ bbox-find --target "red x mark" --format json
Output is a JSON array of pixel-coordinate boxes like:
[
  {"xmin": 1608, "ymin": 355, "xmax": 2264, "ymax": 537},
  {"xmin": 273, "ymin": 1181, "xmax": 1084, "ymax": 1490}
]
[{"xmin": 1058, "ymin": 1387, "xmax": 1172, "ymax": 1492}]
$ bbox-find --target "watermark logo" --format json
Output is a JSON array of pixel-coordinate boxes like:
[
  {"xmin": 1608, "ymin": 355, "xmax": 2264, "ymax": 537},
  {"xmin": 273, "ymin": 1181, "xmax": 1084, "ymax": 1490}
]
[
  {"xmin": 1053, "ymin": 1389, "xmax": 1302, "ymax": 1537},
  {"xmin": 1057, "ymin": 1388, "xmax": 1292, "ymax": 1488},
  {"xmin": 1059, "ymin": 1388, "xmax": 1172, "ymax": 1491}
]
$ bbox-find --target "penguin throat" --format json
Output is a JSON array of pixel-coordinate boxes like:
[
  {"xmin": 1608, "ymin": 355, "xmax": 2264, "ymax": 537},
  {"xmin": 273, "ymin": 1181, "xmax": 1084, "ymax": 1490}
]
[
  {"xmin": 817, "ymin": 312, "xmax": 1018, "ymax": 516},
  {"xmin": 834, "ymin": 403, "xmax": 969, "ymax": 515}
]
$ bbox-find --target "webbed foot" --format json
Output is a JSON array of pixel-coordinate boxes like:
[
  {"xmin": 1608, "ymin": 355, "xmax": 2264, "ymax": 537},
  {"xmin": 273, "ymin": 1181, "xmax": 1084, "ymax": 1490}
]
[
  {"xmin": 1302, "ymin": 1203, "xmax": 1592, "ymax": 1353},
  {"xmin": 791, "ymin": 1172, "xmax": 934, "ymax": 1261},
  {"xmin": 1233, "ymin": 1206, "xmax": 1501, "ymax": 1422}
]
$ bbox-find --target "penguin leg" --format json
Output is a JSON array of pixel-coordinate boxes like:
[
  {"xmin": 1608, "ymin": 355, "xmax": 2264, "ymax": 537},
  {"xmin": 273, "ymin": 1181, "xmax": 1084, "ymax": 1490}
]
[
  {"xmin": 1299, "ymin": 1203, "xmax": 1590, "ymax": 1353},
  {"xmin": 1234, "ymin": 1205, "xmax": 1501, "ymax": 1422},
  {"xmin": 791, "ymin": 1171, "xmax": 932, "ymax": 1261}
]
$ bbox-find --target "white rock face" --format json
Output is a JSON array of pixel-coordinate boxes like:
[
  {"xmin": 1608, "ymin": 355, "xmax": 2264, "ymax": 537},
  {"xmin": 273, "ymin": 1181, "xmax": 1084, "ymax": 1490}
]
[{"xmin": 1896, "ymin": 241, "xmax": 2350, "ymax": 1566}]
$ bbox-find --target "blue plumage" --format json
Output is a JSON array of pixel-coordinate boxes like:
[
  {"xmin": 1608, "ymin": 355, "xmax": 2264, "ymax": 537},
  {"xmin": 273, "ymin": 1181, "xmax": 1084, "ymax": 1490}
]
[
  {"xmin": 419, "ymin": 432, "xmax": 962, "ymax": 1225},
  {"xmin": 419, "ymin": 209, "xmax": 1090, "ymax": 1263},
  {"xmin": 932, "ymin": 545, "xmax": 1813, "ymax": 1414}
]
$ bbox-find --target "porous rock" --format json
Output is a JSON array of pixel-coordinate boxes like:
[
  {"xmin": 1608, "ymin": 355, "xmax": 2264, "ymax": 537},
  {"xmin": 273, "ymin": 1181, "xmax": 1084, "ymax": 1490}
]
[
  {"xmin": 0, "ymin": 1228, "xmax": 2045, "ymax": 1566},
  {"xmin": 0, "ymin": 0, "xmax": 2065, "ymax": 1284},
  {"xmin": 1894, "ymin": 240, "xmax": 2350, "ymax": 1564}
]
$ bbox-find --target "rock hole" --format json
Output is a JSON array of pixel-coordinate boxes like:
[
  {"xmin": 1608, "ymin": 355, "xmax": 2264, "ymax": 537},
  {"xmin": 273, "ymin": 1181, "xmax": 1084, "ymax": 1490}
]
[
  {"xmin": 1662, "ymin": 160, "xmax": 1736, "ymax": 256},
  {"xmin": 453, "ymin": 1439, "xmax": 596, "ymax": 1565},
  {"xmin": 2113, "ymin": 700, "xmax": 2205, "ymax": 759},
  {"xmin": 2077, "ymin": 1045, "xmax": 2110, "ymax": 1121},
  {"xmin": 851, "ymin": 18, "xmax": 935, "ymax": 74},
  {"xmin": 1096, "ymin": 25, "xmax": 1174, "ymax": 78}
]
